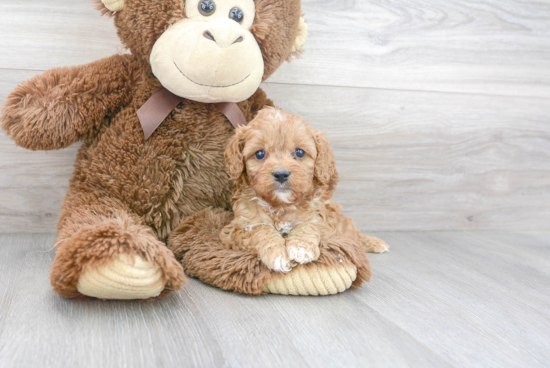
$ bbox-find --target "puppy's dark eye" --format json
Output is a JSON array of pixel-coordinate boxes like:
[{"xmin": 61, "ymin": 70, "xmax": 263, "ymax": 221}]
[
  {"xmin": 199, "ymin": 0, "xmax": 216, "ymax": 16},
  {"xmin": 229, "ymin": 7, "xmax": 244, "ymax": 23},
  {"xmin": 255, "ymin": 150, "xmax": 266, "ymax": 160},
  {"xmin": 294, "ymin": 149, "xmax": 305, "ymax": 158}
]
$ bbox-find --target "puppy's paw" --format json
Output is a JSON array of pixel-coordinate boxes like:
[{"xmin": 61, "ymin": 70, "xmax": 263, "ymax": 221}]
[
  {"xmin": 259, "ymin": 245, "xmax": 295, "ymax": 273},
  {"xmin": 362, "ymin": 235, "xmax": 390, "ymax": 253},
  {"xmin": 287, "ymin": 245, "xmax": 314, "ymax": 264},
  {"xmin": 270, "ymin": 255, "xmax": 294, "ymax": 273},
  {"xmin": 286, "ymin": 237, "xmax": 320, "ymax": 265}
]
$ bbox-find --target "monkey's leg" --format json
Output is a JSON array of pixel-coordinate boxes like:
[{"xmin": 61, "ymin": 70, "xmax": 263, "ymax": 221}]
[
  {"xmin": 168, "ymin": 208, "xmax": 273, "ymax": 295},
  {"xmin": 50, "ymin": 192, "xmax": 185, "ymax": 300}
]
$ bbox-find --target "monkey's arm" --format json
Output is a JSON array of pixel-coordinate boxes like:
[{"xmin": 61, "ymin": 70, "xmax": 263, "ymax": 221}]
[{"xmin": 1, "ymin": 54, "xmax": 139, "ymax": 150}]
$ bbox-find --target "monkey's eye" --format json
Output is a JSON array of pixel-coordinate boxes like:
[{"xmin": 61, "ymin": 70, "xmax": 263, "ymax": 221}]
[
  {"xmin": 198, "ymin": 0, "xmax": 216, "ymax": 16},
  {"xmin": 294, "ymin": 149, "xmax": 306, "ymax": 158},
  {"xmin": 229, "ymin": 7, "xmax": 244, "ymax": 23},
  {"xmin": 255, "ymin": 150, "xmax": 266, "ymax": 160}
]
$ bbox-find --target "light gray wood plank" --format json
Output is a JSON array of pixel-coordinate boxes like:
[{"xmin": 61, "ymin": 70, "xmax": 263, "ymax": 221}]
[
  {"xmin": 1, "ymin": 0, "xmax": 549, "ymax": 97},
  {"xmin": 273, "ymin": 0, "xmax": 550, "ymax": 97},
  {"xmin": 1, "ymin": 232, "xmax": 549, "ymax": 368},
  {"xmin": 0, "ymin": 234, "xmax": 227, "ymax": 368},
  {"xmin": 0, "ymin": 0, "xmax": 122, "ymax": 71},
  {"xmin": 0, "ymin": 233, "xmax": 450, "ymax": 368},
  {"xmin": 180, "ymin": 280, "xmax": 452, "ymax": 368},
  {"xmin": 263, "ymin": 83, "xmax": 550, "ymax": 231},
  {"xmin": 1, "ymin": 69, "xmax": 549, "ymax": 232},
  {"xmin": 362, "ymin": 231, "xmax": 550, "ymax": 368},
  {"xmin": 0, "ymin": 188, "xmax": 65, "ymax": 233}
]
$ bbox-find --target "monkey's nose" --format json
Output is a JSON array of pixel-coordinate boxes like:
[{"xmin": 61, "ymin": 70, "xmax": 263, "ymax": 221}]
[
  {"xmin": 203, "ymin": 30, "xmax": 216, "ymax": 43},
  {"xmin": 203, "ymin": 30, "xmax": 244, "ymax": 47},
  {"xmin": 273, "ymin": 170, "xmax": 291, "ymax": 184}
]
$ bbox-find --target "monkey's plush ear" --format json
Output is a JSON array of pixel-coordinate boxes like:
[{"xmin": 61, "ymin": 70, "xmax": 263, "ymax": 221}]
[
  {"xmin": 94, "ymin": 0, "xmax": 123, "ymax": 14},
  {"xmin": 291, "ymin": 17, "xmax": 308, "ymax": 53},
  {"xmin": 313, "ymin": 129, "xmax": 339, "ymax": 189},
  {"xmin": 225, "ymin": 127, "xmax": 247, "ymax": 182}
]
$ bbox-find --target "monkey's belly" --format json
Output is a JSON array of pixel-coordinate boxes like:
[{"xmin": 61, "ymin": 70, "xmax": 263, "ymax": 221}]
[{"xmin": 71, "ymin": 112, "xmax": 234, "ymax": 240}]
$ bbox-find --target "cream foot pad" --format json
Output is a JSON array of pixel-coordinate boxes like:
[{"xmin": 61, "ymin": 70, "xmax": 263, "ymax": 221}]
[
  {"xmin": 101, "ymin": 0, "xmax": 124, "ymax": 12},
  {"xmin": 262, "ymin": 263, "xmax": 358, "ymax": 296},
  {"xmin": 77, "ymin": 254, "xmax": 165, "ymax": 300}
]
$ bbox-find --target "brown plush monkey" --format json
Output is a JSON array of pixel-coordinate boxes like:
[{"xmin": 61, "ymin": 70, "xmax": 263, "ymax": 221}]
[{"xmin": 1, "ymin": 0, "xmax": 307, "ymax": 300}]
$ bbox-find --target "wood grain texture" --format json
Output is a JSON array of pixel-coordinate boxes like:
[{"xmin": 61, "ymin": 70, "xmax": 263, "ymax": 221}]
[
  {"xmin": 0, "ymin": 232, "xmax": 549, "ymax": 367},
  {"xmin": 1, "ymin": 1, "xmax": 549, "ymax": 232},
  {"xmin": 0, "ymin": 1, "xmax": 121, "ymax": 71},
  {"xmin": 263, "ymin": 83, "xmax": 550, "ymax": 231},
  {"xmin": 273, "ymin": 0, "xmax": 550, "ymax": 97},
  {"xmin": 362, "ymin": 231, "xmax": 550, "ymax": 367},
  {"xmin": 1, "ymin": 68, "xmax": 549, "ymax": 232},
  {"xmin": 1, "ymin": 0, "xmax": 549, "ymax": 96}
]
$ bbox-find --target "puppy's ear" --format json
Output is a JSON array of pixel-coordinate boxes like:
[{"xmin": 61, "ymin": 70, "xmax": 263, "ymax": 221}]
[
  {"xmin": 225, "ymin": 127, "xmax": 247, "ymax": 182},
  {"xmin": 313, "ymin": 129, "xmax": 339, "ymax": 188}
]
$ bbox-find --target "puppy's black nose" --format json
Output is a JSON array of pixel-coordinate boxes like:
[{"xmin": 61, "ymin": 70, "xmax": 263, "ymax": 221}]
[{"xmin": 273, "ymin": 170, "xmax": 290, "ymax": 184}]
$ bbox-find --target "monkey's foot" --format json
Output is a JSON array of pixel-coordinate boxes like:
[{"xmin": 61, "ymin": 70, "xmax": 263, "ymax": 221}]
[
  {"xmin": 51, "ymin": 216, "xmax": 185, "ymax": 300},
  {"xmin": 77, "ymin": 254, "xmax": 166, "ymax": 300}
]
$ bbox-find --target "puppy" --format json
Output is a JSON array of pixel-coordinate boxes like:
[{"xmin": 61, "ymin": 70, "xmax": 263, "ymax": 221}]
[{"xmin": 221, "ymin": 108, "xmax": 388, "ymax": 273}]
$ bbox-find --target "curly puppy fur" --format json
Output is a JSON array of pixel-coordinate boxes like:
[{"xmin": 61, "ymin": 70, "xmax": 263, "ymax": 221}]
[
  {"xmin": 1, "ymin": 0, "xmax": 303, "ymax": 300},
  {"xmin": 221, "ymin": 108, "xmax": 387, "ymax": 272}
]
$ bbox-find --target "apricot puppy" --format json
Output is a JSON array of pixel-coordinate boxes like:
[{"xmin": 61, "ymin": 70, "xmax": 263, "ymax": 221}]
[{"xmin": 220, "ymin": 108, "xmax": 388, "ymax": 273}]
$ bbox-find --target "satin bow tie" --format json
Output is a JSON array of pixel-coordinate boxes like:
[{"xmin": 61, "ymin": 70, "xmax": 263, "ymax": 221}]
[{"xmin": 137, "ymin": 87, "xmax": 248, "ymax": 140}]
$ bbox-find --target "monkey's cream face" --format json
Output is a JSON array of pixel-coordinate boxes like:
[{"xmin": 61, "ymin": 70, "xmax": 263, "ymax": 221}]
[{"xmin": 150, "ymin": 0, "xmax": 264, "ymax": 103}]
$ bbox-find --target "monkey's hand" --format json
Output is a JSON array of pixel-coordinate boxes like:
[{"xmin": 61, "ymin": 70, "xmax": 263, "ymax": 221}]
[{"xmin": 1, "ymin": 54, "xmax": 139, "ymax": 150}]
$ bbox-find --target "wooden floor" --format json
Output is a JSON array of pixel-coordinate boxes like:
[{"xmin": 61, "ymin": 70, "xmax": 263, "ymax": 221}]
[{"xmin": 1, "ymin": 232, "xmax": 549, "ymax": 368}]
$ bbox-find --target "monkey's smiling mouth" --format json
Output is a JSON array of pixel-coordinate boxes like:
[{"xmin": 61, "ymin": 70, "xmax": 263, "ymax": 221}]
[{"xmin": 174, "ymin": 62, "xmax": 250, "ymax": 88}]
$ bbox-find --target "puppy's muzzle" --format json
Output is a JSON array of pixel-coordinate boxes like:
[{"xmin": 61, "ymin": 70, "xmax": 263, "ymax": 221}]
[{"xmin": 273, "ymin": 170, "xmax": 290, "ymax": 184}]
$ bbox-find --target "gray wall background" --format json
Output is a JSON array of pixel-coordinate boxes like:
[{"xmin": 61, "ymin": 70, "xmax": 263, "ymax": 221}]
[{"xmin": 0, "ymin": 0, "xmax": 549, "ymax": 232}]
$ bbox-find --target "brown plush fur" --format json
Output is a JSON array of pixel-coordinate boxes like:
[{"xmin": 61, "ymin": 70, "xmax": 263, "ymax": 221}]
[
  {"xmin": 169, "ymin": 208, "xmax": 273, "ymax": 295},
  {"xmin": 51, "ymin": 204, "xmax": 185, "ymax": 300},
  {"xmin": 1, "ymin": 0, "xmax": 302, "ymax": 300}
]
